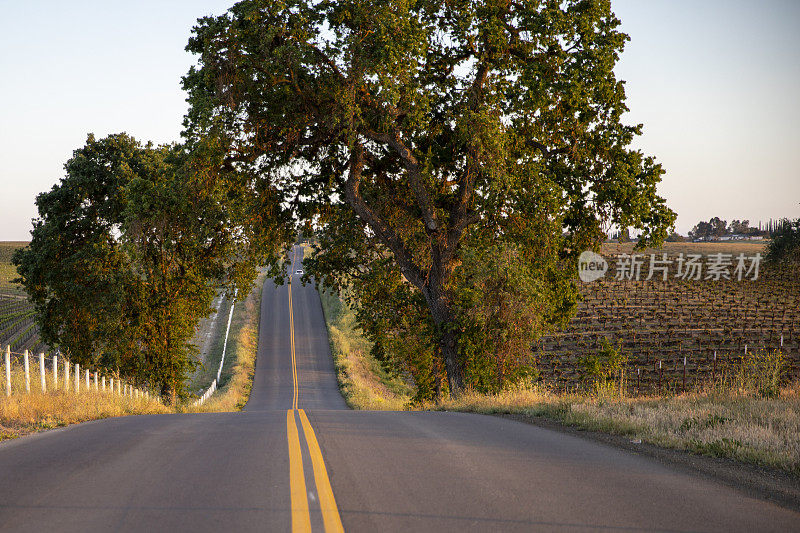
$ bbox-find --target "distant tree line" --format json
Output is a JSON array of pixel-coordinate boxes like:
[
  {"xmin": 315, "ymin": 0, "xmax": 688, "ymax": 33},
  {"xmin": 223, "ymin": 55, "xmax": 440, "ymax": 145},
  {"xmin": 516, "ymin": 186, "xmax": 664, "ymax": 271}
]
[
  {"xmin": 610, "ymin": 217, "xmax": 795, "ymax": 244},
  {"xmin": 688, "ymin": 217, "xmax": 790, "ymax": 241}
]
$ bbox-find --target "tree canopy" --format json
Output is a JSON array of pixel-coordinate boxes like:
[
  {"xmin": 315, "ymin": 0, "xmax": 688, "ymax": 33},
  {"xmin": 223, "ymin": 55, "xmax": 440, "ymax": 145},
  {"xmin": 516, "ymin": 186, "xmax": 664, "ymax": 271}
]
[
  {"xmin": 765, "ymin": 218, "xmax": 800, "ymax": 265},
  {"xmin": 182, "ymin": 0, "xmax": 675, "ymax": 397},
  {"xmin": 13, "ymin": 133, "xmax": 284, "ymax": 403}
]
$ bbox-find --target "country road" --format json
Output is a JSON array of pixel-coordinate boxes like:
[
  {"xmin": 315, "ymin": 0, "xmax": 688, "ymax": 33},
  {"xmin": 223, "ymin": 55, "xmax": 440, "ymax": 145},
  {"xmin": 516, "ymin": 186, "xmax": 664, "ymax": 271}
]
[{"xmin": 1, "ymin": 247, "xmax": 798, "ymax": 532}]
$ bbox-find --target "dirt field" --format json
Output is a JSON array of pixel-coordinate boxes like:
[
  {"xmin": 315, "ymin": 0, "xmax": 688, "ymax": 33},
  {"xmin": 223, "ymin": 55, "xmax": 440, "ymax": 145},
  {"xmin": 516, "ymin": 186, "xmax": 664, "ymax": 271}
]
[{"xmin": 538, "ymin": 240, "xmax": 798, "ymax": 393}]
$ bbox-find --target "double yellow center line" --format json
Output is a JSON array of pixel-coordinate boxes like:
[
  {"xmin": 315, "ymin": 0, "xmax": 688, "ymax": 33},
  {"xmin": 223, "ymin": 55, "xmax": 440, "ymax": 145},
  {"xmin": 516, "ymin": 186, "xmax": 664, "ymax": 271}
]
[
  {"xmin": 286, "ymin": 251, "xmax": 344, "ymax": 533},
  {"xmin": 289, "ymin": 282, "xmax": 299, "ymax": 410}
]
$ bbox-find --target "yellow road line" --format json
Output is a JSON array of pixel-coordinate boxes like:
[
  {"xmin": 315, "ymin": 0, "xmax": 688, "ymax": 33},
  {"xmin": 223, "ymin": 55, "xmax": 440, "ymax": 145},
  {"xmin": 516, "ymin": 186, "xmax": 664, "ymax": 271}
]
[
  {"xmin": 299, "ymin": 410, "xmax": 345, "ymax": 533},
  {"xmin": 289, "ymin": 282, "xmax": 298, "ymax": 410},
  {"xmin": 287, "ymin": 247, "xmax": 344, "ymax": 532},
  {"xmin": 287, "ymin": 409, "xmax": 312, "ymax": 533},
  {"xmin": 290, "ymin": 248, "xmax": 299, "ymax": 409}
]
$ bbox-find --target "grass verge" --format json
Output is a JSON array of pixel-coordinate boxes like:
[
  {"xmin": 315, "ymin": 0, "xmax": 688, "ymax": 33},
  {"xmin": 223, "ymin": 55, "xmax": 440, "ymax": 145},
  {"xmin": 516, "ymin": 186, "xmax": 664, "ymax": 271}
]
[
  {"xmin": 1, "ymin": 387, "xmax": 168, "ymax": 442},
  {"xmin": 436, "ymin": 386, "xmax": 800, "ymax": 475},
  {"xmin": 184, "ymin": 273, "xmax": 264, "ymax": 412},
  {"xmin": 318, "ymin": 287, "xmax": 411, "ymax": 410},
  {"xmin": 188, "ymin": 294, "xmax": 231, "ymax": 393}
]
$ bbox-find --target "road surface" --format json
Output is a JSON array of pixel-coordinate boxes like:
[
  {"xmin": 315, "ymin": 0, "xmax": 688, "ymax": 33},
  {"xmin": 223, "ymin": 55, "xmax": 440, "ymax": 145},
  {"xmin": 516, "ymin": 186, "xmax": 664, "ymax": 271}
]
[{"xmin": 1, "ymin": 246, "xmax": 798, "ymax": 532}]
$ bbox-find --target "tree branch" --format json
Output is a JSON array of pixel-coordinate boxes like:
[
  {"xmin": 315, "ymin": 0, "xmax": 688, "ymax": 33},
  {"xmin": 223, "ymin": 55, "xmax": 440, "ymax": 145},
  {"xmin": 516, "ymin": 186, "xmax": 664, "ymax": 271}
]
[
  {"xmin": 361, "ymin": 130, "xmax": 440, "ymax": 234},
  {"xmin": 344, "ymin": 140, "xmax": 426, "ymax": 289}
]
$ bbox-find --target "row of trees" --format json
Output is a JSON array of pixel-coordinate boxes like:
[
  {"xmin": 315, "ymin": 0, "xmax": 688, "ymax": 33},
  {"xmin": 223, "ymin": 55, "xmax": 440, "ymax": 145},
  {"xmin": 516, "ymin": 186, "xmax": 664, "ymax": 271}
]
[
  {"xmin": 688, "ymin": 217, "xmax": 790, "ymax": 241},
  {"xmin": 16, "ymin": 0, "xmax": 677, "ymax": 402}
]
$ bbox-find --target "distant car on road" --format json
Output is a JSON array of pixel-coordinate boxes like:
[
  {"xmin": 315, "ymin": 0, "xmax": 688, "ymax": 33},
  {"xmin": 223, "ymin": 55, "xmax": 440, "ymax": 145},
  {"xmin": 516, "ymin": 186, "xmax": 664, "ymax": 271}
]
[{"xmin": 295, "ymin": 269, "xmax": 303, "ymax": 275}]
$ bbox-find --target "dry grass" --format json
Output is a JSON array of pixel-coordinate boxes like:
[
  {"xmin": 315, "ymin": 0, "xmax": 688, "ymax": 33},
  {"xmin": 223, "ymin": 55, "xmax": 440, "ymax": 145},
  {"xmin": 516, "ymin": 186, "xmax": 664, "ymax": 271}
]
[
  {"xmin": 184, "ymin": 274, "xmax": 263, "ymax": 413},
  {"xmin": 1, "ymin": 369, "xmax": 168, "ymax": 441},
  {"xmin": 437, "ymin": 385, "xmax": 800, "ymax": 475},
  {"xmin": 319, "ymin": 288, "xmax": 412, "ymax": 410},
  {"xmin": 601, "ymin": 240, "xmax": 767, "ymax": 256}
]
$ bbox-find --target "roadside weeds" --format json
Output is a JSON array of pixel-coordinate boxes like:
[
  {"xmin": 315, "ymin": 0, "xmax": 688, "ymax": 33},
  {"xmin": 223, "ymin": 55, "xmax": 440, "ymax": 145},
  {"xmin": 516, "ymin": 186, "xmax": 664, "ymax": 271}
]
[
  {"xmin": 436, "ymin": 387, "xmax": 800, "ymax": 476},
  {"xmin": 1, "ymin": 390, "xmax": 168, "ymax": 441},
  {"xmin": 318, "ymin": 288, "xmax": 412, "ymax": 410}
]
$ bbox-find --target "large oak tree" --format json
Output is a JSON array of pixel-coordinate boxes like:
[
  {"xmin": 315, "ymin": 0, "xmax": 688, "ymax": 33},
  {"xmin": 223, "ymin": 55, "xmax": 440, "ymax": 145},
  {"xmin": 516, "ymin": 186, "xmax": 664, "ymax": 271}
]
[{"xmin": 183, "ymin": 0, "xmax": 675, "ymax": 395}]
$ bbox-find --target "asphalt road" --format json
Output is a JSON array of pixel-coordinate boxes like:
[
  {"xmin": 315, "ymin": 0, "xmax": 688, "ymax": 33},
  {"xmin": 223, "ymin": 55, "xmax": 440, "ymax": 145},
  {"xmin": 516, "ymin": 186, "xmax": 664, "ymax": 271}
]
[{"xmin": 1, "ymin": 246, "xmax": 798, "ymax": 532}]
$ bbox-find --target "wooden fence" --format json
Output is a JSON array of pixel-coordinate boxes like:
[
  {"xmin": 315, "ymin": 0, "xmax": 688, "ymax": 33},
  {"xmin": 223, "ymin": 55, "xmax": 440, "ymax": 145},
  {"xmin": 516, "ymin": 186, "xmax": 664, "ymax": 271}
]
[{"xmin": 3, "ymin": 345, "xmax": 155, "ymax": 401}]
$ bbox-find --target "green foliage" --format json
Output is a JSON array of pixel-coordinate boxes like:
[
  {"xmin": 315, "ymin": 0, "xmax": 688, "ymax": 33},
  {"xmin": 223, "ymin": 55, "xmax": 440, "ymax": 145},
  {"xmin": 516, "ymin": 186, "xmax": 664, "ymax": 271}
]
[
  {"xmin": 184, "ymin": 0, "xmax": 675, "ymax": 396},
  {"xmin": 13, "ymin": 134, "xmax": 279, "ymax": 403},
  {"xmin": 689, "ymin": 217, "xmax": 765, "ymax": 241},
  {"xmin": 579, "ymin": 338, "xmax": 627, "ymax": 397},
  {"xmin": 765, "ymin": 218, "xmax": 800, "ymax": 264},
  {"xmin": 687, "ymin": 437, "xmax": 743, "ymax": 458},
  {"xmin": 689, "ymin": 217, "xmax": 727, "ymax": 241},
  {"xmin": 724, "ymin": 350, "xmax": 787, "ymax": 398},
  {"xmin": 679, "ymin": 414, "xmax": 729, "ymax": 432},
  {"xmin": 452, "ymin": 241, "xmax": 574, "ymax": 394}
]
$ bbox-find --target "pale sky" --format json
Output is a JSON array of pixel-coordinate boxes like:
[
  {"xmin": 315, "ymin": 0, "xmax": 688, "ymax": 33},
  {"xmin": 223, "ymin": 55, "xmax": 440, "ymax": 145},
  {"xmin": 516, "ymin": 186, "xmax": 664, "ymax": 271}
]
[{"xmin": 1, "ymin": 0, "xmax": 798, "ymax": 240}]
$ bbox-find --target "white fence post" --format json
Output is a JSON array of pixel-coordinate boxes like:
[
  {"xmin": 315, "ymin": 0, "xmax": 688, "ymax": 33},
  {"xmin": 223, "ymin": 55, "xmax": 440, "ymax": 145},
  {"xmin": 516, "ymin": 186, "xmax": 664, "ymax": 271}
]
[
  {"xmin": 39, "ymin": 353, "xmax": 46, "ymax": 392},
  {"xmin": 74, "ymin": 363, "xmax": 79, "ymax": 393},
  {"xmin": 117, "ymin": 379, "xmax": 121, "ymax": 395},
  {"xmin": 85, "ymin": 369, "xmax": 90, "ymax": 390},
  {"xmin": 94, "ymin": 371, "xmax": 98, "ymax": 390},
  {"xmin": 64, "ymin": 359, "xmax": 69, "ymax": 392},
  {"xmin": 53, "ymin": 354, "xmax": 58, "ymax": 390},
  {"xmin": 4, "ymin": 345, "xmax": 10, "ymax": 397},
  {"xmin": 102, "ymin": 376, "xmax": 106, "ymax": 391},
  {"xmin": 23, "ymin": 350, "xmax": 30, "ymax": 393}
]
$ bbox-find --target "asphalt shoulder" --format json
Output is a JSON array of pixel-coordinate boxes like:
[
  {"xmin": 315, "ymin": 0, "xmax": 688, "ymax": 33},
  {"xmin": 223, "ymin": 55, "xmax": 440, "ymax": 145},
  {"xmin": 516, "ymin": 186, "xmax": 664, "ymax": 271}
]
[{"xmin": 495, "ymin": 412, "xmax": 800, "ymax": 514}]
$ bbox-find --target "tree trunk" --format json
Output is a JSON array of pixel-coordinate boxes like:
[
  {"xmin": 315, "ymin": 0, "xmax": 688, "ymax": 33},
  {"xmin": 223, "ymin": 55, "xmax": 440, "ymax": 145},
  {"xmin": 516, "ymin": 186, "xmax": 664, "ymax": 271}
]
[
  {"xmin": 424, "ymin": 286, "xmax": 465, "ymax": 396},
  {"xmin": 161, "ymin": 381, "xmax": 176, "ymax": 406}
]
